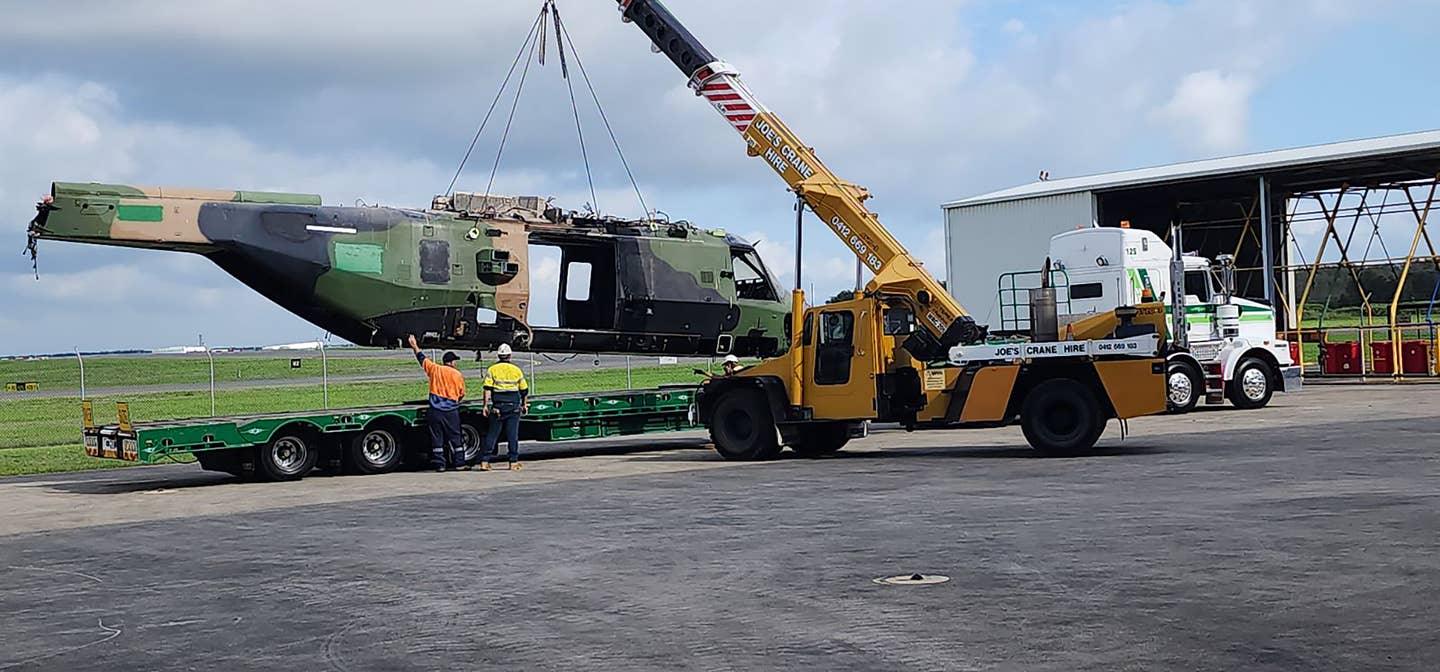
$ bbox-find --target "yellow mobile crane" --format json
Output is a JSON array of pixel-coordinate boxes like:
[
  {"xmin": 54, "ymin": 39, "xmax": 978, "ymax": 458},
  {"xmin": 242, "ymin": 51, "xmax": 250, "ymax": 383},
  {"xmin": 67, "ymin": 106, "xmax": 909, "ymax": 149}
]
[{"xmin": 615, "ymin": 0, "xmax": 1169, "ymax": 459}]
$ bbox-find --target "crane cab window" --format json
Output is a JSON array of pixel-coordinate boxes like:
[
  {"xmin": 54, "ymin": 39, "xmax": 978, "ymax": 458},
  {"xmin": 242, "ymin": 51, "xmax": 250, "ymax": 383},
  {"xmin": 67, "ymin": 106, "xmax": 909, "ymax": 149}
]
[
  {"xmin": 730, "ymin": 247, "xmax": 779, "ymax": 302},
  {"xmin": 883, "ymin": 307, "xmax": 915, "ymax": 336},
  {"xmin": 815, "ymin": 310, "xmax": 855, "ymax": 386}
]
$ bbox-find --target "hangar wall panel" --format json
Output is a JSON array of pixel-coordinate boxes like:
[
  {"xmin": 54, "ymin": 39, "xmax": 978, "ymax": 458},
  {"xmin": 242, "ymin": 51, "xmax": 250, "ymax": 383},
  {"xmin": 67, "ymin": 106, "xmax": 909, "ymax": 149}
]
[{"xmin": 944, "ymin": 192, "xmax": 1097, "ymax": 325}]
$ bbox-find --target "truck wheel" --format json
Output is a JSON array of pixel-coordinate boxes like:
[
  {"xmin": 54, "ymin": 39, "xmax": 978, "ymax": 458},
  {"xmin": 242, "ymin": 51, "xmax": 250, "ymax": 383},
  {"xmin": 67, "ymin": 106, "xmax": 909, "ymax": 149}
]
[
  {"xmin": 258, "ymin": 433, "xmax": 318, "ymax": 481},
  {"xmin": 347, "ymin": 427, "xmax": 403, "ymax": 475},
  {"xmin": 789, "ymin": 422, "xmax": 850, "ymax": 458},
  {"xmin": 460, "ymin": 419, "xmax": 485, "ymax": 465},
  {"xmin": 1020, "ymin": 378, "xmax": 1104, "ymax": 456},
  {"xmin": 709, "ymin": 391, "xmax": 782, "ymax": 461},
  {"xmin": 1229, "ymin": 358, "xmax": 1274, "ymax": 409},
  {"xmin": 1165, "ymin": 360, "xmax": 1202, "ymax": 413}
]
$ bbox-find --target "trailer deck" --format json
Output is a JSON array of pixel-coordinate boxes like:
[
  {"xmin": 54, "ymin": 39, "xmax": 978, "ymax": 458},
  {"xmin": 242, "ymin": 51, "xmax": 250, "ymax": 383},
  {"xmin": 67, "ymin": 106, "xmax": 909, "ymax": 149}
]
[{"xmin": 82, "ymin": 385, "xmax": 699, "ymax": 478}]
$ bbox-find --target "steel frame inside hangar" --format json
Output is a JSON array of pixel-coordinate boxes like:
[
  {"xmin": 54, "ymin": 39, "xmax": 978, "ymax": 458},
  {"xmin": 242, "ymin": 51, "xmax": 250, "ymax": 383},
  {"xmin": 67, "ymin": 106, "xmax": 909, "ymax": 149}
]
[{"xmin": 945, "ymin": 130, "xmax": 1440, "ymax": 381}]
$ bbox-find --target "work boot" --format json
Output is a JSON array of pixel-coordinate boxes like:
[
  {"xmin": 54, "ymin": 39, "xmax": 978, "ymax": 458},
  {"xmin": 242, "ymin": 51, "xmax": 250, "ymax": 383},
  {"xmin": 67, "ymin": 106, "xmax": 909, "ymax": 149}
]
[
  {"xmin": 434, "ymin": 467, "xmax": 447, "ymax": 473},
  {"xmin": 479, "ymin": 462, "xmax": 493, "ymax": 472},
  {"xmin": 458, "ymin": 465, "xmax": 473, "ymax": 472},
  {"xmin": 509, "ymin": 462, "xmax": 523, "ymax": 471}
]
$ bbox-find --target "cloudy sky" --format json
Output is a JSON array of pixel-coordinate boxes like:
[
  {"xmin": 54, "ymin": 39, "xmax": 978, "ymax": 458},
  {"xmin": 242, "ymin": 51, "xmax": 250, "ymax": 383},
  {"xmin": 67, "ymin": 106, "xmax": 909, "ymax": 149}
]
[{"xmin": 1, "ymin": 0, "xmax": 1435, "ymax": 354}]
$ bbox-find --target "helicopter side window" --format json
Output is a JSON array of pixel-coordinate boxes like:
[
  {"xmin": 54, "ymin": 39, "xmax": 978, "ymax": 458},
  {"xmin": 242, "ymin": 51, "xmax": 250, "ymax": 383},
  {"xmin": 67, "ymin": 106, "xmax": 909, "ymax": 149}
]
[
  {"xmin": 419, "ymin": 240, "xmax": 451, "ymax": 285},
  {"xmin": 731, "ymin": 248, "xmax": 779, "ymax": 302}
]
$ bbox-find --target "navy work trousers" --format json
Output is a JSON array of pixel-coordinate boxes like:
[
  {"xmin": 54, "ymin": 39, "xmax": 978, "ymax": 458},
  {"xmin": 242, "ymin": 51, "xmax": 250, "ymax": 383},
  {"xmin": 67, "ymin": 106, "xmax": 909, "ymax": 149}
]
[
  {"xmin": 483, "ymin": 402, "xmax": 523, "ymax": 464},
  {"xmin": 427, "ymin": 406, "xmax": 466, "ymax": 469}
]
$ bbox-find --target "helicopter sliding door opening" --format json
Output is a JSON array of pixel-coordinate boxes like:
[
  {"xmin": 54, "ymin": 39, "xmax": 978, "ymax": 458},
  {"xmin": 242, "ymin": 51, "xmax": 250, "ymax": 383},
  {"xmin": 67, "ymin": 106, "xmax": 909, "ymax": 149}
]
[{"xmin": 527, "ymin": 240, "xmax": 618, "ymax": 331}]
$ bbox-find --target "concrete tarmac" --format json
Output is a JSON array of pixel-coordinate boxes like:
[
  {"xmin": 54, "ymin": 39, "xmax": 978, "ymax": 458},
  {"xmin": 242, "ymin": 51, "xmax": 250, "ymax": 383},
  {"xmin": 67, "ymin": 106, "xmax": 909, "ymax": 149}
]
[{"xmin": 1, "ymin": 386, "xmax": 1436, "ymax": 670}]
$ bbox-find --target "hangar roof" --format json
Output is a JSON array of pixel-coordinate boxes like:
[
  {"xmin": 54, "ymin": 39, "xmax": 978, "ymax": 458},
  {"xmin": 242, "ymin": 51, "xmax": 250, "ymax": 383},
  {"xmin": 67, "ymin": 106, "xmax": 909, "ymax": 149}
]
[{"xmin": 945, "ymin": 129, "xmax": 1440, "ymax": 209}]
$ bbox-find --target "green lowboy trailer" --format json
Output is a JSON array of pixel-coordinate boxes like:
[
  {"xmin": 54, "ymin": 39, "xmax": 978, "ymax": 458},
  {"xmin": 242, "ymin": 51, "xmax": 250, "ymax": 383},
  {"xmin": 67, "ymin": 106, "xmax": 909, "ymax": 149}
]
[{"xmin": 82, "ymin": 386, "xmax": 699, "ymax": 481}]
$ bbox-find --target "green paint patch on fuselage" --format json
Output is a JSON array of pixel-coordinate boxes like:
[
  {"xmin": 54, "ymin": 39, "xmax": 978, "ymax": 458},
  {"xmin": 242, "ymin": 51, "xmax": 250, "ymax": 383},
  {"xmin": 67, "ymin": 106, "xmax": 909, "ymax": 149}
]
[
  {"xmin": 116, "ymin": 204, "xmax": 164, "ymax": 222},
  {"xmin": 334, "ymin": 243, "xmax": 386, "ymax": 275}
]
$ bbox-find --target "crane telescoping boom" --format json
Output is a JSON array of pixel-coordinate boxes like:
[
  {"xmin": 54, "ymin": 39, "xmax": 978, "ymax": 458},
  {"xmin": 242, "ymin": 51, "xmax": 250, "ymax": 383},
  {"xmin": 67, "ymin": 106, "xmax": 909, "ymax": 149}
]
[
  {"xmin": 613, "ymin": 0, "xmax": 1168, "ymax": 461},
  {"xmin": 614, "ymin": 0, "xmax": 985, "ymax": 361}
]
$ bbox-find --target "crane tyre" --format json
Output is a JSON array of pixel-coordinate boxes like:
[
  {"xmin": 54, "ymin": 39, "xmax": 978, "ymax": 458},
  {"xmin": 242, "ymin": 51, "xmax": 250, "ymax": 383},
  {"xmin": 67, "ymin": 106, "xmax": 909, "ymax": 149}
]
[
  {"xmin": 1020, "ymin": 378, "xmax": 1104, "ymax": 456},
  {"xmin": 709, "ymin": 391, "xmax": 782, "ymax": 461},
  {"xmin": 789, "ymin": 422, "xmax": 850, "ymax": 458}
]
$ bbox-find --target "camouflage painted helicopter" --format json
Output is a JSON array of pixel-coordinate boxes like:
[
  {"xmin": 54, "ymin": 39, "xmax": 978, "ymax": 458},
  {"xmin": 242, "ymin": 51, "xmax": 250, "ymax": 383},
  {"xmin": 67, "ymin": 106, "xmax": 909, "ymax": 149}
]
[{"xmin": 25, "ymin": 182, "xmax": 791, "ymax": 356}]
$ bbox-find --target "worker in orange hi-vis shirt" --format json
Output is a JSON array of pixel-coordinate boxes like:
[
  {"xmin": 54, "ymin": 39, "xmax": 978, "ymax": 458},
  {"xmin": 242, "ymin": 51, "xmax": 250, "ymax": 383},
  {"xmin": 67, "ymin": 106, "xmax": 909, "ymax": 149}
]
[{"xmin": 408, "ymin": 334, "xmax": 468, "ymax": 472}]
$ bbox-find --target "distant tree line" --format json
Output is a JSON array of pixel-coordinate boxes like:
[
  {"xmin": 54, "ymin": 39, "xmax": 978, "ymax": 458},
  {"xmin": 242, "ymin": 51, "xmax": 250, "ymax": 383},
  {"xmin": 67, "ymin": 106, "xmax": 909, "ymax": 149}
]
[{"xmin": 1300, "ymin": 264, "xmax": 1440, "ymax": 309}]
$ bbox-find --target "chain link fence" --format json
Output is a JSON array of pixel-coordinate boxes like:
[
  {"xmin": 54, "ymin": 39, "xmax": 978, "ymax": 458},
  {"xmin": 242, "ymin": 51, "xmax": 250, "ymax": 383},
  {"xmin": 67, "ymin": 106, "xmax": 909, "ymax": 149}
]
[{"xmin": 0, "ymin": 349, "xmax": 711, "ymax": 451}]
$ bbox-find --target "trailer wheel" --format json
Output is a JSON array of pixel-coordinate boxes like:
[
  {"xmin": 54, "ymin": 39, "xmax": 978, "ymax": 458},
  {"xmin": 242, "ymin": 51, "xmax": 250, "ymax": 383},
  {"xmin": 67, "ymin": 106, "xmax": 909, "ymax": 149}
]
[
  {"xmin": 258, "ymin": 433, "xmax": 318, "ymax": 481},
  {"xmin": 347, "ymin": 427, "xmax": 403, "ymax": 475},
  {"xmin": 789, "ymin": 422, "xmax": 850, "ymax": 458},
  {"xmin": 1020, "ymin": 378, "xmax": 1104, "ymax": 456},
  {"xmin": 1165, "ymin": 360, "xmax": 1202, "ymax": 413},
  {"xmin": 460, "ymin": 418, "xmax": 485, "ymax": 465},
  {"xmin": 1228, "ymin": 357, "xmax": 1274, "ymax": 409},
  {"xmin": 709, "ymin": 391, "xmax": 781, "ymax": 461}
]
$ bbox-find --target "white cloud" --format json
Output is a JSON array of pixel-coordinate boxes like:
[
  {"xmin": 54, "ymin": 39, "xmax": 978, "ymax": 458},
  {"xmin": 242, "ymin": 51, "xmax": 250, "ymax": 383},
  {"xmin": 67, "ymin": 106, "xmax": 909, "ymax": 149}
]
[
  {"xmin": 1153, "ymin": 70, "xmax": 1256, "ymax": 153},
  {"xmin": 0, "ymin": 0, "xmax": 1416, "ymax": 354}
]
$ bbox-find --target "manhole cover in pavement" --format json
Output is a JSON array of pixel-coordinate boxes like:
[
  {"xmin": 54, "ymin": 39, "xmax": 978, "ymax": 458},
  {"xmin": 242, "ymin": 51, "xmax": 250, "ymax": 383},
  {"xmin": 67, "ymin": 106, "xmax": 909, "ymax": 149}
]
[{"xmin": 873, "ymin": 573, "xmax": 950, "ymax": 586}]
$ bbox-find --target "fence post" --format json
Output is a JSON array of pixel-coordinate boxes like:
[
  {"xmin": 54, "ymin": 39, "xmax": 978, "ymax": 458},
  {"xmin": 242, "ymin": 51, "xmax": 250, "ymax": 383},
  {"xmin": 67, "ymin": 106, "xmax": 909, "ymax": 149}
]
[
  {"xmin": 200, "ymin": 334, "xmax": 215, "ymax": 417},
  {"xmin": 626, "ymin": 356, "xmax": 632, "ymax": 389},
  {"xmin": 74, "ymin": 347, "xmax": 86, "ymax": 401},
  {"xmin": 529, "ymin": 354, "xmax": 537, "ymax": 396},
  {"xmin": 320, "ymin": 339, "xmax": 329, "ymax": 410}
]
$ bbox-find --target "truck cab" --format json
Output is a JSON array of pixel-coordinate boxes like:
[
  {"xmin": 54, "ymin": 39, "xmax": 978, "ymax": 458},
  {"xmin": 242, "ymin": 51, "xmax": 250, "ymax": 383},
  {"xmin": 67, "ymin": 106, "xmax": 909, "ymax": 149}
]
[{"xmin": 1044, "ymin": 226, "xmax": 1299, "ymax": 412}]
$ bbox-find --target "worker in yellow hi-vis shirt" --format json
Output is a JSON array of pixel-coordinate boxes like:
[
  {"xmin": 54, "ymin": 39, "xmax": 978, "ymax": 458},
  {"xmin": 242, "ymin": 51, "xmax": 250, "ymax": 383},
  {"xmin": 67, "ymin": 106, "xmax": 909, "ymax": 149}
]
[{"xmin": 480, "ymin": 343, "xmax": 529, "ymax": 471}]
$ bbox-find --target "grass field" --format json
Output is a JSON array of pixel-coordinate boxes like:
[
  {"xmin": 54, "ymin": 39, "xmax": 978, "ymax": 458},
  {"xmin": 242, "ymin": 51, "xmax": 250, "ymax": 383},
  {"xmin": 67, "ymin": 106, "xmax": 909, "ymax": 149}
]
[
  {"xmin": 0, "ymin": 352, "xmax": 420, "ymax": 393},
  {"xmin": 0, "ymin": 445, "xmax": 195, "ymax": 478},
  {"xmin": 0, "ymin": 363, "xmax": 701, "ymax": 453}
]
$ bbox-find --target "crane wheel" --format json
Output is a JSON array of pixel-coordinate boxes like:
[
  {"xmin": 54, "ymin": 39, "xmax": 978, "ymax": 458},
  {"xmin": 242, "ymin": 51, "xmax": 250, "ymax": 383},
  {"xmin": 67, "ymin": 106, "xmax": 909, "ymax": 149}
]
[
  {"xmin": 709, "ymin": 391, "xmax": 782, "ymax": 461},
  {"xmin": 788, "ymin": 422, "xmax": 851, "ymax": 458},
  {"xmin": 1020, "ymin": 378, "xmax": 1104, "ymax": 456}
]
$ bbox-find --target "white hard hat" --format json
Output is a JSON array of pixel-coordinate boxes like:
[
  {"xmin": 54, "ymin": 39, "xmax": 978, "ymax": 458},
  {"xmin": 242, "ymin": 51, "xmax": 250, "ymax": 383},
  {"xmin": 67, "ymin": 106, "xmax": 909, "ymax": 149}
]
[
  {"xmin": 723, "ymin": 354, "xmax": 740, "ymax": 364},
  {"xmin": 497, "ymin": 343, "xmax": 513, "ymax": 356}
]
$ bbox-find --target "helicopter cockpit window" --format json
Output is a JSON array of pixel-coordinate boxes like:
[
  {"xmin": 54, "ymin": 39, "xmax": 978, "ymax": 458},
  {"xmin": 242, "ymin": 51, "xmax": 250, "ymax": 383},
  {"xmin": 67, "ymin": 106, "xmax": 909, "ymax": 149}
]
[{"xmin": 731, "ymin": 248, "xmax": 779, "ymax": 302}]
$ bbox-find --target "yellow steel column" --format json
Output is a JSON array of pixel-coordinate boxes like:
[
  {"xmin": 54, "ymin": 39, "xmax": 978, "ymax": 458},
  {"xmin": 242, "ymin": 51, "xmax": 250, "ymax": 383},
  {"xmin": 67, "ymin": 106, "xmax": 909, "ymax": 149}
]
[{"xmin": 1390, "ymin": 179, "xmax": 1438, "ymax": 381}]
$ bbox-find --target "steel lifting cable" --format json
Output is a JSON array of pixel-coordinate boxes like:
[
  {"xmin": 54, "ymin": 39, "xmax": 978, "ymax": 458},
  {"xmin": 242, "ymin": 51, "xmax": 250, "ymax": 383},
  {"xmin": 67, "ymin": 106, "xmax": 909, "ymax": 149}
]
[
  {"xmin": 448, "ymin": 0, "xmax": 651, "ymax": 219},
  {"xmin": 557, "ymin": 13, "xmax": 651, "ymax": 220},
  {"xmin": 477, "ymin": 11, "xmax": 548, "ymax": 215},
  {"xmin": 548, "ymin": 2, "xmax": 600, "ymax": 212},
  {"xmin": 444, "ymin": 8, "xmax": 548, "ymax": 198}
]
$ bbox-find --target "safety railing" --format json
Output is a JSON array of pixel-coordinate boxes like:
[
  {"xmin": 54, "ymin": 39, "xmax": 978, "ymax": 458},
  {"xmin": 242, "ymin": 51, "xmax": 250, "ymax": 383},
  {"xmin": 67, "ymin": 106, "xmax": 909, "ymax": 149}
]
[{"xmin": 996, "ymin": 269, "xmax": 1071, "ymax": 334}]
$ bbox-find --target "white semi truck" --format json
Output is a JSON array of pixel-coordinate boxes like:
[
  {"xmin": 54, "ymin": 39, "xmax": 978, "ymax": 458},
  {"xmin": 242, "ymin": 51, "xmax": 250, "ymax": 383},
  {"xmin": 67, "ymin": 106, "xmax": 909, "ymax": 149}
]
[{"xmin": 1028, "ymin": 226, "xmax": 1301, "ymax": 412}]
